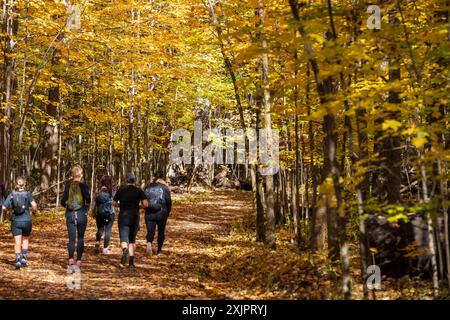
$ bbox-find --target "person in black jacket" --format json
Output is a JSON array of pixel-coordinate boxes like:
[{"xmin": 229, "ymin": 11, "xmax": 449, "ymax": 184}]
[
  {"xmin": 113, "ymin": 173, "xmax": 148, "ymax": 271},
  {"xmin": 144, "ymin": 171, "xmax": 172, "ymax": 256},
  {"xmin": 61, "ymin": 165, "xmax": 91, "ymax": 268}
]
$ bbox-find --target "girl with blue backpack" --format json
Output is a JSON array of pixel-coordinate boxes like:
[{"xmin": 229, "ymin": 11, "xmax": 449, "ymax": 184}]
[
  {"xmin": 1, "ymin": 177, "xmax": 38, "ymax": 269},
  {"xmin": 93, "ymin": 175, "xmax": 115, "ymax": 255}
]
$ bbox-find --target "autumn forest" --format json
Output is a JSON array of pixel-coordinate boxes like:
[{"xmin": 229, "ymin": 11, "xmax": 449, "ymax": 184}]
[{"xmin": 0, "ymin": 0, "xmax": 449, "ymax": 300}]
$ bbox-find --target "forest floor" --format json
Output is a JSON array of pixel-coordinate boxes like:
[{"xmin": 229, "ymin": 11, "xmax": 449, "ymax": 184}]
[{"xmin": 0, "ymin": 189, "xmax": 435, "ymax": 300}]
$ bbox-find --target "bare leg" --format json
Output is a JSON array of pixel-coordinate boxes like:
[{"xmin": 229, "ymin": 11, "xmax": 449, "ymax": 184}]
[
  {"xmin": 128, "ymin": 243, "xmax": 135, "ymax": 257},
  {"xmin": 14, "ymin": 235, "xmax": 22, "ymax": 255},
  {"xmin": 14, "ymin": 235, "xmax": 22, "ymax": 268},
  {"xmin": 22, "ymin": 237, "xmax": 29, "ymax": 251}
]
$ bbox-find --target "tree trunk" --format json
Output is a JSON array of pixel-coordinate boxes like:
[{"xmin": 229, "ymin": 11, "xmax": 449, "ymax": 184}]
[
  {"xmin": 1, "ymin": 0, "xmax": 19, "ymax": 188},
  {"xmin": 40, "ymin": 84, "xmax": 59, "ymax": 192},
  {"xmin": 258, "ymin": 0, "xmax": 276, "ymax": 250}
]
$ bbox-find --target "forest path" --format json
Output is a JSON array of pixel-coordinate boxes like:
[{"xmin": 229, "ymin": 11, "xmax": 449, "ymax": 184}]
[{"xmin": 0, "ymin": 190, "xmax": 254, "ymax": 299}]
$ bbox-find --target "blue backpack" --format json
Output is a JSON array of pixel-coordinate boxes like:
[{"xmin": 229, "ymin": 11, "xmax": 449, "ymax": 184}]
[
  {"xmin": 145, "ymin": 184, "xmax": 165, "ymax": 212},
  {"xmin": 96, "ymin": 189, "xmax": 113, "ymax": 220}
]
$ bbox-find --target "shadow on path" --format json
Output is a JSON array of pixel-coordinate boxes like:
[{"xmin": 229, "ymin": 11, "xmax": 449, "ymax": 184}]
[{"xmin": 0, "ymin": 190, "xmax": 253, "ymax": 299}]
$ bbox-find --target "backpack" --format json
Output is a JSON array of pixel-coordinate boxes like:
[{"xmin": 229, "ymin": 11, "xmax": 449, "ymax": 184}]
[
  {"xmin": 12, "ymin": 191, "xmax": 29, "ymax": 215},
  {"xmin": 96, "ymin": 189, "xmax": 113, "ymax": 220},
  {"xmin": 145, "ymin": 184, "xmax": 165, "ymax": 212},
  {"xmin": 67, "ymin": 182, "xmax": 84, "ymax": 211}
]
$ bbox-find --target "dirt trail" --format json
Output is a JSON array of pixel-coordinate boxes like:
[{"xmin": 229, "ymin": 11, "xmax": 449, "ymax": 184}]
[{"xmin": 0, "ymin": 190, "xmax": 253, "ymax": 299}]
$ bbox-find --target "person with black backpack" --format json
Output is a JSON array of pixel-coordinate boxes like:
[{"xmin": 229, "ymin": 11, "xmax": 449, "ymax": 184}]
[
  {"xmin": 144, "ymin": 171, "xmax": 172, "ymax": 256},
  {"xmin": 1, "ymin": 177, "xmax": 37, "ymax": 269},
  {"xmin": 93, "ymin": 175, "xmax": 115, "ymax": 255},
  {"xmin": 61, "ymin": 165, "xmax": 91, "ymax": 268}
]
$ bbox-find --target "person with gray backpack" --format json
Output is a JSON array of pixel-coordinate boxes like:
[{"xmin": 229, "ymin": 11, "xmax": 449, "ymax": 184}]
[
  {"xmin": 144, "ymin": 171, "xmax": 172, "ymax": 256},
  {"xmin": 1, "ymin": 177, "xmax": 37, "ymax": 269}
]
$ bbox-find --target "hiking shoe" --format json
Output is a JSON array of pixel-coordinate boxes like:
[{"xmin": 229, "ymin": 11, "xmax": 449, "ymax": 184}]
[
  {"xmin": 21, "ymin": 257, "xmax": 28, "ymax": 267},
  {"xmin": 120, "ymin": 248, "xmax": 129, "ymax": 265},
  {"xmin": 130, "ymin": 264, "xmax": 136, "ymax": 272},
  {"xmin": 15, "ymin": 261, "xmax": 21, "ymax": 270},
  {"xmin": 146, "ymin": 242, "xmax": 153, "ymax": 256},
  {"xmin": 102, "ymin": 248, "xmax": 111, "ymax": 255}
]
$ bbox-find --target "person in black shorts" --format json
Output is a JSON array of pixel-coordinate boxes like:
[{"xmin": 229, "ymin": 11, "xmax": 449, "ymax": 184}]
[
  {"xmin": 113, "ymin": 173, "xmax": 148, "ymax": 271},
  {"xmin": 2, "ymin": 177, "xmax": 38, "ymax": 269}
]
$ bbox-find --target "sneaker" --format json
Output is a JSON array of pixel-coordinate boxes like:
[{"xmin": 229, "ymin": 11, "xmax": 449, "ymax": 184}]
[
  {"xmin": 15, "ymin": 261, "xmax": 21, "ymax": 270},
  {"xmin": 102, "ymin": 248, "xmax": 111, "ymax": 255},
  {"xmin": 21, "ymin": 257, "xmax": 28, "ymax": 267},
  {"xmin": 130, "ymin": 264, "xmax": 136, "ymax": 272},
  {"xmin": 76, "ymin": 260, "xmax": 82, "ymax": 267},
  {"xmin": 146, "ymin": 242, "xmax": 153, "ymax": 256},
  {"xmin": 156, "ymin": 250, "xmax": 164, "ymax": 257},
  {"xmin": 94, "ymin": 243, "xmax": 100, "ymax": 254},
  {"xmin": 69, "ymin": 258, "xmax": 75, "ymax": 266},
  {"xmin": 120, "ymin": 248, "xmax": 129, "ymax": 265}
]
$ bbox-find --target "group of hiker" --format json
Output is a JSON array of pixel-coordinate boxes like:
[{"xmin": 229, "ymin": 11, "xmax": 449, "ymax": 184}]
[{"xmin": 0, "ymin": 165, "xmax": 172, "ymax": 272}]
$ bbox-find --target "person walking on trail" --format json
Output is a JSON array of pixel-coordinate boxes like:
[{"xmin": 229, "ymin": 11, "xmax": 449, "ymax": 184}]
[
  {"xmin": 144, "ymin": 171, "xmax": 172, "ymax": 256},
  {"xmin": 93, "ymin": 175, "xmax": 115, "ymax": 255},
  {"xmin": 1, "ymin": 177, "xmax": 38, "ymax": 270},
  {"xmin": 61, "ymin": 165, "xmax": 91, "ymax": 268},
  {"xmin": 113, "ymin": 173, "xmax": 148, "ymax": 271}
]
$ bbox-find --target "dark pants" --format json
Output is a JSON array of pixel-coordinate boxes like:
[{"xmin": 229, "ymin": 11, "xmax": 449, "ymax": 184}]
[
  {"xmin": 118, "ymin": 210, "xmax": 140, "ymax": 244},
  {"xmin": 66, "ymin": 209, "xmax": 88, "ymax": 260},
  {"xmin": 96, "ymin": 214, "xmax": 114, "ymax": 248},
  {"xmin": 145, "ymin": 210, "xmax": 168, "ymax": 252}
]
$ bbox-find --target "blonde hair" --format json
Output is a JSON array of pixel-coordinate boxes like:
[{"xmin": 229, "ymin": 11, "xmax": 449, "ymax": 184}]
[
  {"xmin": 72, "ymin": 165, "xmax": 83, "ymax": 179},
  {"xmin": 16, "ymin": 176, "xmax": 26, "ymax": 188}
]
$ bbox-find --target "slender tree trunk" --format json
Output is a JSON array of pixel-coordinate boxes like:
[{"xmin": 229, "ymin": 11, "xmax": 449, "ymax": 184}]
[
  {"xmin": 40, "ymin": 84, "xmax": 59, "ymax": 193},
  {"xmin": 437, "ymin": 158, "xmax": 450, "ymax": 290},
  {"xmin": 55, "ymin": 107, "xmax": 63, "ymax": 208},
  {"xmin": 258, "ymin": 0, "xmax": 276, "ymax": 250},
  {"xmin": 419, "ymin": 150, "xmax": 439, "ymax": 297},
  {"xmin": 1, "ymin": 0, "xmax": 18, "ymax": 188},
  {"xmin": 90, "ymin": 125, "xmax": 97, "ymax": 209}
]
